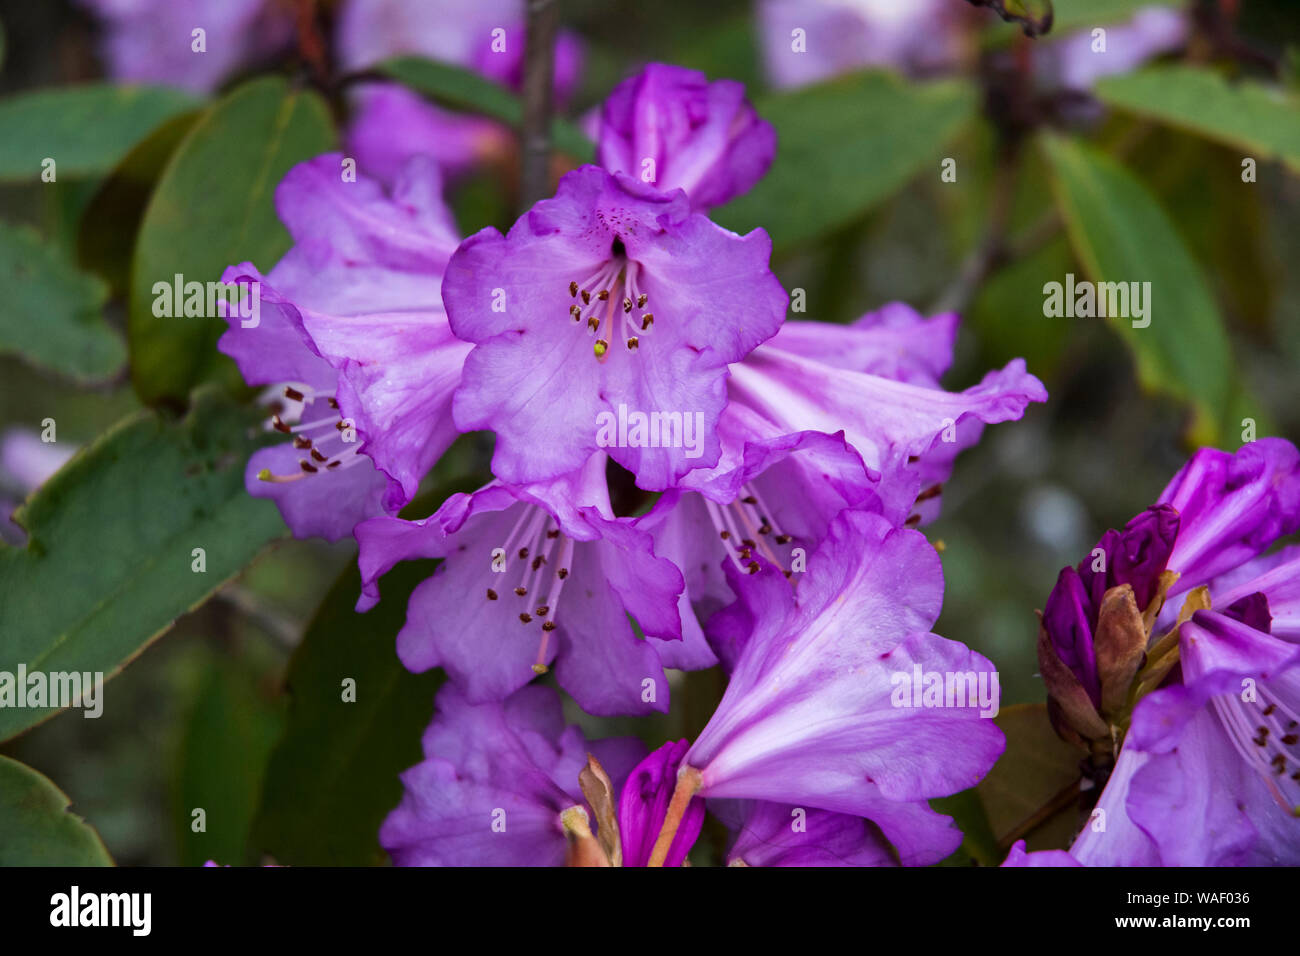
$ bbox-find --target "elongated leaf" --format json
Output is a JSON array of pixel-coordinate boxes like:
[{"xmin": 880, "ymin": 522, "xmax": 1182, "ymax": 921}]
[
  {"xmin": 173, "ymin": 656, "xmax": 283, "ymax": 866},
  {"xmin": 976, "ymin": 703, "xmax": 1083, "ymax": 853},
  {"xmin": 716, "ymin": 71, "xmax": 977, "ymax": 252},
  {"xmin": 0, "ymin": 755, "xmax": 113, "ymax": 865},
  {"xmin": 1095, "ymin": 66, "xmax": 1300, "ymax": 175},
  {"xmin": 128, "ymin": 77, "xmax": 335, "ymax": 405},
  {"xmin": 0, "ymin": 84, "xmax": 198, "ymax": 182},
  {"xmin": 1042, "ymin": 135, "xmax": 1234, "ymax": 442},
  {"xmin": 377, "ymin": 55, "xmax": 594, "ymax": 163},
  {"xmin": 0, "ymin": 389, "xmax": 285, "ymax": 741},
  {"xmin": 251, "ymin": 560, "xmax": 443, "ymax": 866},
  {"xmin": 0, "ymin": 220, "xmax": 125, "ymax": 382}
]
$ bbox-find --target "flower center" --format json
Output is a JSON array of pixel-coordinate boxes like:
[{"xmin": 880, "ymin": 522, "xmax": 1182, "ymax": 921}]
[
  {"xmin": 702, "ymin": 483, "xmax": 795, "ymax": 576},
  {"xmin": 485, "ymin": 505, "xmax": 574, "ymax": 675},
  {"xmin": 255, "ymin": 385, "xmax": 366, "ymax": 483},
  {"xmin": 566, "ymin": 246, "xmax": 653, "ymax": 361}
]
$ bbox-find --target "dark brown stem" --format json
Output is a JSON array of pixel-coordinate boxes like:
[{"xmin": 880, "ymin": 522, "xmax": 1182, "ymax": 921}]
[
  {"xmin": 996, "ymin": 776, "xmax": 1082, "ymax": 853},
  {"xmin": 519, "ymin": 0, "xmax": 559, "ymax": 210}
]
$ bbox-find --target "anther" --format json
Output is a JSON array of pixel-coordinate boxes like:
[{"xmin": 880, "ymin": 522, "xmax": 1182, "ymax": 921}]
[
  {"xmin": 641, "ymin": 314, "xmax": 654, "ymax": 330},
  {"xmin": 520, "ymin": 613, "xmax": 533, "ymax": 624},
  {"xmin": 582, "ymin": 290, "xmax": 591, "ymax": 305},
  {"xmin": 627, "ymin": 337, "xmax": 639, "ymax": 350},
  {"xmin": 284, "ymin": 386, "xmax": 305, "ymax": 402},
  {"xmin": 588, "ymin": 317, "xmax": 600, "ymax": 332},
  {"xmin": 542, "ymin": 621, "xmax": 556, "ymax": 632},
  {"xmin": 518, "ymin": 547, "xmax": 529, "ymax": 559},
  {"xmin": 293, "ymin": 436, "xmax": 312, "ymax": 449},
  {"xmin": 300, "ymin": 460, "xmax": 318, "ymax": 474},
  {"xmin": 570, "ymin": 305, "xmax": 581, "ymax": 320},
  {"xmin": 569, "ymin": 281, "xmax": 578, "ymax": 297},
  {"xmin": 637, "ymin": 293, "xmax": 647, "ymax": 308},
  {"xmin": 535, "ymin": 605, "xmax": 549, "ymax": 617},
  {"xmin": 531, "ymin": 555, "xmax": 545, "ymax": 571},
  {"xmin": 486, "ymin": 589, "xmax": 498, "ymax": 601},
  {"xmin": 557, "ymin": 568, "xmax": 569, "ymax": 579},
  {"xmin": 623, "ymin": 297, "xmax": 632, "ymax": 313},
  {"xmin": 272, "ymin": 416, "xmax": 292, "ymax": 434},
  {"xmin": 514, "ymin": 586, "xmax": 527, "ymax": 597},
  {"xmin": 597, "ymin": 290, "xmax": 609, "ymax": 301},
  {"xmin": 310, "ymin": 448, "xmax": 328, "ymax": 463}
]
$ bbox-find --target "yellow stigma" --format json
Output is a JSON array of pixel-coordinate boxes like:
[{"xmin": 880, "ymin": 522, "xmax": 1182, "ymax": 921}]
[
  {"xmin": 593, "ymin": 339, "xmax": 609, "ymax": 358},
  {"xmin": 256, "ymin": 468, "xmax": 272, "ymax": 481}
]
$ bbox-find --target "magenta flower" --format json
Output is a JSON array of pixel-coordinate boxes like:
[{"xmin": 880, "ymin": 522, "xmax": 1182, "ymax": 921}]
[
  {"xmin": 596, "ymin": 63, "xmax": 775, "ymax": 211},
  {"xmin": 639, "ymin": 509, "xmax": 1004, "ymax": 866},
  {"xmin": 757, "ymin": 0, "xmax": 975, "ymax": 88},
  {"xmin": 218, "ymin": 153, "xmax": 469, "ymax": 541},
  {"xmin": 381, "ymin": 684, "xmax": 645, "ymax": 867},
  {"xmin": 636, "ymin": 428, "xmax": 883, "ymax": 671},
  {"xmin": 617, "ymin": 741, "xmax": 706, "ymax": 868},
  {"xmin": 443, "ymin": 165, "xmax": 787, "ymax": 488},
  {"xmin": 715, "ymin": 800, "xmax": 899, "ymax": 867},
  {"xmin": 338, "ymin": 0, "xmax": 583, "ymax": 182},
  {"xmin": 354, "ymin": 453, "xmax": 689, "ymax": 716},
  {"xmin": 1035, "ymin": 440, "xmax": 1300, "ymax": 865},
  {"xmin": 726, "ymin": 304, "xmax": 1048, "ymax": 526},
  {"xmin": 1, "ymin": 430, "xmax": 77, "ymax": 546},
  {"xmin": 77, "ymin": 0, "xmax": 295, "ymax": 94},
  {"xmin": 1040, "ymin": 7, "xmax": 1187, "ymax": 91}
]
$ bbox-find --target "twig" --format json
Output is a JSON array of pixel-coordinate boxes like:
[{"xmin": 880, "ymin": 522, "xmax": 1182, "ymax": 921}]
[
  {"xmin": 520, "ymin": 0, "xmax": 559, "ymax": 210},
  {"xmin": 930, "ymin": 144, "xmax": 1020, "ymax": 315}
]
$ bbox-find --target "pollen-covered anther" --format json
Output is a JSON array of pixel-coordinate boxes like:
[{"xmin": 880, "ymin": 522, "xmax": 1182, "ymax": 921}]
[
  {"xmin": 514, "ymin": 586, "xmax": 527, "ymax": 597},
  {"xmin": 486, "ymin": 588, "xmax": 498, "ymax": 601},
  {"xmin": 587, "ymin": 317, "xmax": 600, "ymax": 332},
  {"xmin": 581, "ymin": 290, "xmax": 591, "ymax": 305},
  {"xmin": 284, "ymin": 386, "xmax": 305, "ymax": 402},
  {"xmin": 570, "ymin": 305, "xmax": 582, "ymax": 320},
  {"xmin": 542, "ymin": 621, "xmax": 556, "ymax": 632},
  {"xmin": 641, "ymin": 314, "xmax": 654, "ymax": 331},
  {"xmin": 535, "ymin": 605, "xmax": 549, "ymax": 616},
  {"xmin": 623, "ymin": 297, "xmax": 633, "ymax": 313},
  {"xmin": 520, "ymin": 613, "xmax": 533, "ymax": 624},
  {"xmin": 300, "ymin": 460, "xmax": 318, "ymax": 474},
  {"xmin": 597, "ymin": 290, "xmax": 609, "ymax": 301},
  {"xmin": 569, "ymin": 281, "xmax": 578, "ymax": 297},
  {"xmin": 637, "ymin": 293, "xmax": 647, "ymax": 308},
  {"xmin": 627, "ymin": 337, "xmax": 639, "ymax": 350}
]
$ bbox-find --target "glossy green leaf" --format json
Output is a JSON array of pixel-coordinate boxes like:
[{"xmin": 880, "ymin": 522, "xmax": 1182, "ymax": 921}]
[
  {"xmin": 0, "ymin": 754, "xmax": 113, "ymax": 865},
  {"xmin": 716, "ymin": 71, "xmax": 978, "ymax": 252},
  {"xmin": 251, "ymin": 560, "xmax": 443, "ymax": 866},
  {"xmin": 976, "ymin": 703, "xmax": 1084, "ymax": 853},
  {"xmin": 1042, "ymin": 134, "xmax": 1234, "ymax": 443},
  {"xmin": 0, "ymin": 84, "xmax": 198, "ymax": 182},
  {"xmin": 1095, "ymin": 66, "xmax": 1300, "ymax": 175},
  {"xmin": 173, "ymin": 656, "xmax": 284, "ymax": 866},
  {"xmin": 0, "ymin": 220, "xmax": 126, "ymax": 382},
  {"xmin": 377, "ymin": 56, "xmax": 594, "ymax": 163},
  {"xmin": 128, "ymin": 77, "xmax": 335, "ymax": 405},
  {"xmin": 0, "ymin": 389, "xmax": 286, "ymax": 741}
]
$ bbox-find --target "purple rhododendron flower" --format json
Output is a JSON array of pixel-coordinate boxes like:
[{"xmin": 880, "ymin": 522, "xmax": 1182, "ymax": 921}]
[
  {"xmin": 381, "ymin": 684, "xmax": 645, "ymax": 866},
  {"xmin": 1036, "ymin": 440, "xmax": 1300, "ymax": 865},
  {"xmin": 617, "ymin": 740, "xmax": 705, "ymax": 867},
  {"xmin": 1072, "ymin": 576, "xmax": 1300, "ymax": 866},
  {"xmin": 597, "ymin": 63, "xmax": 776, "ymax": 211},
  {"xmin": 338, "ymin": 0, "xmax": 583, "ymax": 182},
  {"xmin": 757, "ymin": 0, "xmax": 975, "ymax": 87},
  {"xmin": 218, "ymin": 153, "xmax": 469, "ymax": 541},
  {"xmin": 443, "ymin": 164, "xmax": 787, "ymax": 489},
  {"xmin": 355, "ymin": 453, "xmax": 690, "ymax": 715},
  {"xmin": 1000, "ymin": 839, "xmax": 1082, "ymax": 867},
  {"xmin": 77, "ymin": 0, "xmax": 295, "ymax": 93},
  {"xmin": 1040, "ymin": 7, "xmax": 1187, "ymax": 91},
  {"xmin": 0, "ymin": 429, "xmax": 77, "ymax": 546},
  {"xmin": 716, "ymin": 800, "xmax": 899, "ymax": 867},
  {"xmin": 637, "ymin": 427, "xmax": 883, "ymax": 670},
  {"xmin": 678, "ymin": 509, "xmax": 1005, "ymax": 866},
  {"xmin": 726, "ymin": 304, "xmax": 1048, "ymax": 526}
]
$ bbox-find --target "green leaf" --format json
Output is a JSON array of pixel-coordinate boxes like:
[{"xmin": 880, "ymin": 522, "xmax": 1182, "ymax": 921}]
[
  {"xmin": 0, "ymin": 84, "xmax": 199, "ymax": 182},
  {"xmin": 1041, "ymin": 134, "xmax": 1234, "ymax": 443},
  {"xmin": 128, "ymin": 77, "xmax": 336, "ymax": 405},
  {"xmin": 0, "ymin": 220, "xmax": 126, "ymax": 382},
  {"xmin": 933, "ymin": 787, "xmax": 1001, "ymax": 866},
  {"xmin": 976, "ymin": 703, "xmax": 1083, "ymax": 853},
  {"xmin": 251, "ymin": 560, "xmax": 443, "ymax": 866},
  {"xmin": 715, "ymin": 71, "xmax": 978, "ymax": 253},
  {"xmin": 0, "ymin": 389, "xmax": 286, "ymax": 742},
  {"xmin": 0, "ymin": 754, "xmax": 113, "ymax": 865},
  {"xmin": 173, "ymin": 655, "xmax": 283, "ymax": 866},
  {"xmin": 79, "ymin": 110, "xmax": 204, "ymax": 298},
  {"xmin": 1095, "ymin": 66, "xmax": 1300, "ymax": 175},
  {"xmin": 376, "ymin": 55, "xmax": 595, "ymax": 163}
]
